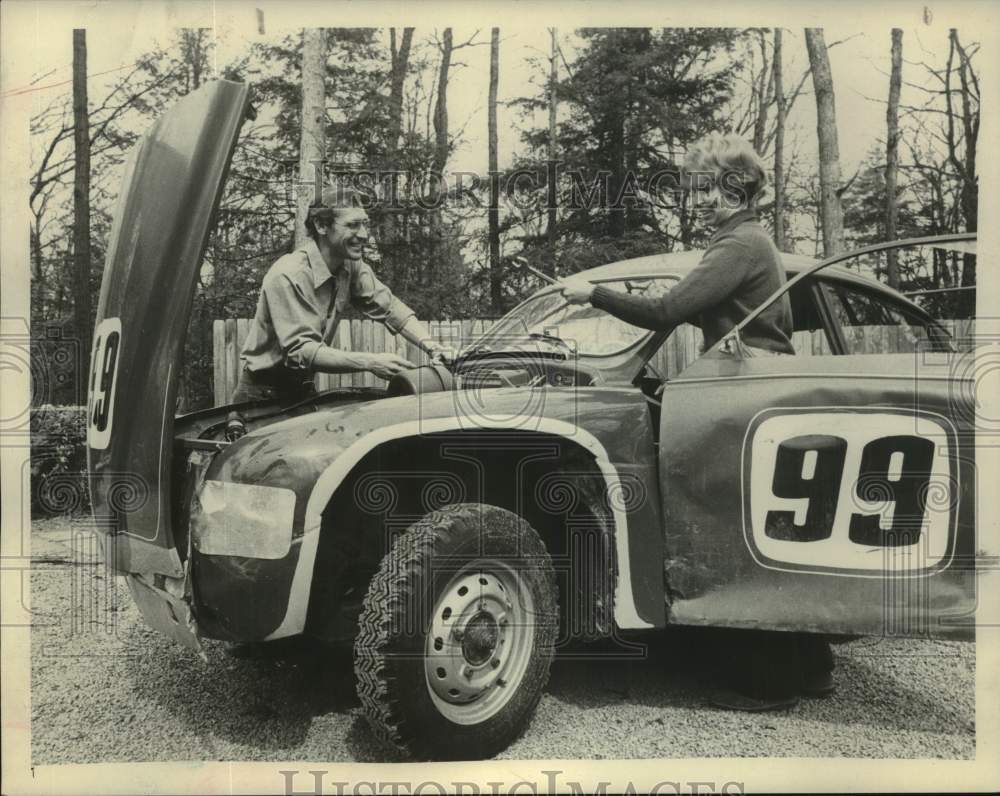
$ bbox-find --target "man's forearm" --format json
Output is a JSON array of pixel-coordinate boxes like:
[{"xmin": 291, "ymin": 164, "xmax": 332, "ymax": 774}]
[
  {"xmin": 398, "ymin": 316, "xmax": 444, "ymax": 355},
  {"xmin": 311, "ymin": 345, "xmax": 376, "ymax": 374}
]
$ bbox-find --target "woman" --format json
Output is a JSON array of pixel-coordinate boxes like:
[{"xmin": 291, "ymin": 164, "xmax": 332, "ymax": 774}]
[
  {"xmin": 561, "ymin": 134, "xmax": 834, "ymax": 711},
  {"xmin": 560, "ymin": 132, "xmax": 795, "ymax": 357}
]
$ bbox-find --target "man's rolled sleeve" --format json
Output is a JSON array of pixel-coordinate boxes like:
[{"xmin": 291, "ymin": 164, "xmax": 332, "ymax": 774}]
[
  {"xmin": 351, "ymin": 263, "xmax": 416, "ymax": 334},
  {"xmin": 262, "ymin": 272, "xmax": 324, "ymax": 370}
]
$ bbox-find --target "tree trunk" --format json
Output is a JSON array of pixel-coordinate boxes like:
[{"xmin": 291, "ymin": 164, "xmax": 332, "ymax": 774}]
[
  {"xmin": 383, "ymin": 28, "xmax": 413, "ymax": 248},
  {"xmin": 804, "ymin": 28, "xmax": 846, "ymax": 256},
  {"xmin": 949, "ymin": 30, "xmax": 978, "ymax": 316},
  {"xmin": 387, "ymin": 27, "xmax": 414, "ymax": 161},
  {"xmin": 432, "ymin": 29, "xmax": 452, "ymax": 192},
  {"xmin": 546, "ymin": 27, "xmax": 558, "ymax": 274},
  {"xmin": 608, "ymin": 113, "xmax": 626, "ymax": 238},
  {"xmin": 752, "ymin": 29, "xmax": 772, "ymax": 153},
  {"xmin": 296, "ymin": 28, "xmax": 326, "ymax": 247},
  {"xmin": 72, "ymin": 29, "xmax": 92, "ymax": 377},
  {"xmin": 773, "ymin": 28, "xmax": 787, "ymax": 251},
  {"xmin": 31, "ymin": 218, "xmax": 44, "ymax": 294},
  {"xmin": 885, "ymin": 28, "xmax": 903, "ymax": 288},
  {"xmin": 488, "ymin": 28, "xmax": 501, "ymax": 312},
  {"xmin": 428, "ymin": 29, "xmax": 453, "ymax": 280}
]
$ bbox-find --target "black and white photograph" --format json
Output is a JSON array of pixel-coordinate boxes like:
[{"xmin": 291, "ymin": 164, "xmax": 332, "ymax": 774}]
[{"xmin": 1, "ymin": 1, "xmax": 997, "ymax": 793}]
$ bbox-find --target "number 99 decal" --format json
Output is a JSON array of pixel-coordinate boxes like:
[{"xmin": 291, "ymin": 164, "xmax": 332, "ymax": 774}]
[
  {"xmin": 743, "ymin": 409, "xmax": 957, "ymax": 576},
  {"xmin": 87, "ymin": 317, "xmax": 122, "ymax": 451}
]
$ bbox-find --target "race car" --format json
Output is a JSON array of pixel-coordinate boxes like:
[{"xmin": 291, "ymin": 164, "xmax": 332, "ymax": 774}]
[{"xmin": 87, "ymin": 81, "xmax": 977, "ymax": 760}]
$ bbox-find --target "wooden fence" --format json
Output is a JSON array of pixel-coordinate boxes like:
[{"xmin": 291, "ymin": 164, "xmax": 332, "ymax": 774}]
[
  {"xmin": 213, "ymin": 318, "xmax": 497, "ymax": 405},
  {"xmin": 212, "ymin": 318, "xmax": 976, "ymax": 406}
]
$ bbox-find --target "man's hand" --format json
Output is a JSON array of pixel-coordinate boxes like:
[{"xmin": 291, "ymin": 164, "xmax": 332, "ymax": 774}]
[
  {"xmin": 366, "ymin": 352, "xmax": 414, "ymax": 380},
  {"xmin": 559, "ymin": 277, "xmax": 594, "ymax": 305}
]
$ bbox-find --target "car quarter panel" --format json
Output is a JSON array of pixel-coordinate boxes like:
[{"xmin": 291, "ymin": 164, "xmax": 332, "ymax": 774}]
[
  {"xmin": 659, "ymin": 352, "xmax": 976, "ymax": 639},
  {"xmin": 190, "ymin": 386, "xmax": 665, "ymax": 641}
]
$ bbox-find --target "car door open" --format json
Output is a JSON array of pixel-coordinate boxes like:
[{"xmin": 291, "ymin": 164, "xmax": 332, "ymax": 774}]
[{"xmin": 656, "ymin": 235, "xmax": 977, "ymax": 640}]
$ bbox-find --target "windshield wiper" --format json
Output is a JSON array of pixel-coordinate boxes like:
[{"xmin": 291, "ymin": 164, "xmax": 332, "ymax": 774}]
[{"xmin": 527, "ymin": 331, "xmax": 575, "ymax": 356}]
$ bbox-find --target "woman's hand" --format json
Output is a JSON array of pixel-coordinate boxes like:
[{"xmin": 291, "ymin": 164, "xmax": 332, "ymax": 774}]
[{"xmin": 559, "ymin": 278, "xmax": 594, "ymax": 305}]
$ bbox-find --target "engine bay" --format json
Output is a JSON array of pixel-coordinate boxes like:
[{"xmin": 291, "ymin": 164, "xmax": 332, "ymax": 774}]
[{"xmin": 176, "ymin": 356, "xmax": 602, "ymax": 447}]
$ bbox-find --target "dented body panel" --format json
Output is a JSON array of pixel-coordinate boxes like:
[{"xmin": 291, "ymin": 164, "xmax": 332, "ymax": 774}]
[
  {"xmin": 660, "ymin": 353, "xmax": 975, "ymax": 639},
  {"xmin": 88, "ymin": 80, "xmax": 977, "ymax": 654},
  {"xmin": 189, "ymin": 386, "xmax": 665, "ymax": 640}
]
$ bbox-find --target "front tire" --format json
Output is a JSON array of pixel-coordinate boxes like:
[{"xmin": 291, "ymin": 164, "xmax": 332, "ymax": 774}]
[{"xmin": 354, "ymin": 503, "xmax": 558, "ymax": 760}]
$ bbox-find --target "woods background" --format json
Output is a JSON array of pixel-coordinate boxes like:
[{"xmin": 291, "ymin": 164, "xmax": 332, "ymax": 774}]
[{"xmin": 28, "ymin": 20, "xmax": 979, "ymax": 410}]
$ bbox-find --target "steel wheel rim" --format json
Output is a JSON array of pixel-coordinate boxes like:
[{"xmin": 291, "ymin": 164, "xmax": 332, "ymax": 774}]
[{"xmin": 424, "ymin": 559, "xmax": 537, "ymax": 725}]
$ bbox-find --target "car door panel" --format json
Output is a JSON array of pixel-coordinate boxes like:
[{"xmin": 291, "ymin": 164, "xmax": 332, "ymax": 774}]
[{"xmin": 659, "ymin": 353, "xmax": 975, "ymax": 640}]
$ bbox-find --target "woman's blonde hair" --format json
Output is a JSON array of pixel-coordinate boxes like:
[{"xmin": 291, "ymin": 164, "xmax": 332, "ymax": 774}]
[{"xmin": 682, "ymin": 133, "xmax": 768, "ymax": 206}]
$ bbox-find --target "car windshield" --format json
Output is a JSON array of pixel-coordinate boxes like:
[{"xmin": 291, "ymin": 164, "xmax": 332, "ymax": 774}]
[{"xmin": 470, "ymin": 277, "xmax": 679, "ymax": 357}]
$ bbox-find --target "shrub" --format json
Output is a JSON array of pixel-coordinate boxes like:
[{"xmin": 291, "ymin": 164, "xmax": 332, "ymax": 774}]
[{"xmin": 30, "ymin": 405, "xmax": 90, "ymax": 516}]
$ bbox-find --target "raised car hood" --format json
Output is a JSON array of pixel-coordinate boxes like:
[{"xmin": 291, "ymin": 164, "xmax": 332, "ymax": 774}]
[{"xmin": 87, "ymin": 81, "xmax": 250, "ymax": 577}]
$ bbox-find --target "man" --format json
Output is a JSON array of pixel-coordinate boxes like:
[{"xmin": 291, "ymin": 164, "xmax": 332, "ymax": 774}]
[
  {"xmin": 561, "ymin": 133, "xmax": 833, "ymax": 711},
  {"xmin": 560, "ymin": 132, "xmax": 794, "ymax": 357},
  {"xmin": 232, "ymin": 186, "xmax": 447, "ymax": 403}
]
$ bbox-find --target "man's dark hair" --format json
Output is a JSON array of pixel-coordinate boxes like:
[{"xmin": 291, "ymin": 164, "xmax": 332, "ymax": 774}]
[{"xmin": 305, "ymin": 185, "xmax": 366, "ymax": 238}]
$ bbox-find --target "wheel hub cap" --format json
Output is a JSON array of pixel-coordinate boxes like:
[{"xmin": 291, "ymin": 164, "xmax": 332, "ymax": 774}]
[
  {"xmin": 461, "ymin": 612, "xmax": 499, "ymax": 665},
  {"xmin": 424, "ymin": 564, "xmax": 536, "ymax": 724}
]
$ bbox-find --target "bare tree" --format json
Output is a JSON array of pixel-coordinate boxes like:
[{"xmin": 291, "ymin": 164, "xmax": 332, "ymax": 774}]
[
  {"xmin": 420, "ymin": 28, "xmax": 455, "ymax": 280},
  {"xmin": 946, "ymin": 29, "xmax": 978, "ymax": 314},
  {"xmin": 488, "ymin": 28, "xmax": 501, "ymax": 312},
  {"xmin": 431, "ymin": 28, "xmax": 453, "ymax": 207},
  {"xmin": 296, "ymin": 28, "xmax": 326, "ymax": 246},
  {"xmin": 901, "ymin": 30, "xmax": 979, "ymax": 311},
  {"xmin": 885, "ymin": 28, "xmax": 903, "ymax": 288},
  {"xmin": 772, "ymin": 28, "xmax": 787, "ymax": 251},
  {"xmin": 382, "ymin": 27, "xmax": 414, "ymax": 245},
  {"xmin": 805, "ymin": 28, "xmax": 846, "ymax": 256},
  {"xmin": 30, "ymin": 56, "xmax": 184, "ymax": 291},
  {"xmin": 752, "ymin": 29, "xmax": 774, "ymax": 153},
  {"xmin": 72, "ymin": 29, "xmax": 91, "ymax": 373},
  {"xmin": 387, "ymin": 27, "xmax": 414, "ymax": 160},
  {"xmin": 425, "ymin": 28, "xmax": 482, "ymax": 280}
]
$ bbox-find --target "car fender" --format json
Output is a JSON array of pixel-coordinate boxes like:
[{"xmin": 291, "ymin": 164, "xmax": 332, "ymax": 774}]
[{"xmin": 193, "ymin": 387, "xmax": 663, "ymax": 640}]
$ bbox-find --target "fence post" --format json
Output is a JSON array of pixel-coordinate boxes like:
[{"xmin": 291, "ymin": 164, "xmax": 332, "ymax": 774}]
[{"xmin": 213, "ymin": 320, "xmax": 225, "ymax": 405}]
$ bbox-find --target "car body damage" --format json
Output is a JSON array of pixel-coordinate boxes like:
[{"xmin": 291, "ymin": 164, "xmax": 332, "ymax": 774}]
[
  {"xmin": 187, "ymin": 385, "xmax": 664, "ymax": 641},
  {"xmin": 660, "ymin": 352, "xmax": 975, "ymax": 638},
  {"xmin": 88, "ymin": 80, "xmax": 977, "ymax": 759}
]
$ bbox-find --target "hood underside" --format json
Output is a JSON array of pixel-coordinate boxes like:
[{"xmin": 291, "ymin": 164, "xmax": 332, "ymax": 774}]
[{"xmin": 86, "ymin": 81, "xmax": 250, "ymax": 577}]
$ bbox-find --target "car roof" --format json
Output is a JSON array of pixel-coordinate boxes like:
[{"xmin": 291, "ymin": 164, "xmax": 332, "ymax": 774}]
[{"xmin": 533, "ymin": 248, "xmax": 927, "ymax": 312}]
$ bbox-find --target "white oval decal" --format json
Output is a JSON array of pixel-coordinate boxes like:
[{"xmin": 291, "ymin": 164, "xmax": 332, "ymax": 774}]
[{"xmin": 87, "ymin": 317, "xmax": 122, "ymax": 451}]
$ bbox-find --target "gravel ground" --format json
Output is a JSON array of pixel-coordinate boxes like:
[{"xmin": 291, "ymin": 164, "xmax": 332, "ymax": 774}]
[{"xmin": 29, "ymin": 517, "xmax": 975, "ymax": 764}]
